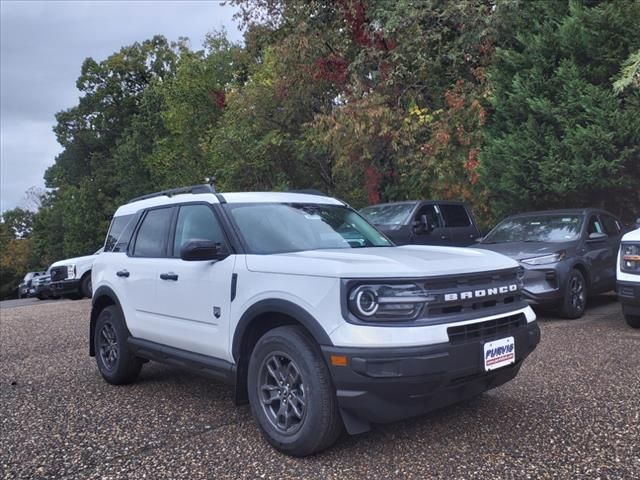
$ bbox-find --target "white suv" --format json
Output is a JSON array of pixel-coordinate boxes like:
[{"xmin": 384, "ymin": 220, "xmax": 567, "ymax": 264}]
[
  {"xmin": 90, "ymin": 185, "xmax": 540, "ymax": 456},
  {"xmin": 617, "ymin": 228, "xmax": 640, "ymax": 328}
]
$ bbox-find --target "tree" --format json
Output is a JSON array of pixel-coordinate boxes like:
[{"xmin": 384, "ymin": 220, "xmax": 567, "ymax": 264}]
[
  {"xmin": 1, "ymin": 208, "xmax": 35, "ymax": 239},
  {"xmin": 480, "ymin": 0, "xmax": 640, "ymax": 222}
]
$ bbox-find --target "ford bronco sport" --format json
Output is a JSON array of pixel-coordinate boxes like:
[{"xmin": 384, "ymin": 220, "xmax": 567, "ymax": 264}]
[
  {"xmin": 617, "ymin": 227, "xmax": 640, "ymax": 328},
  {"xmin": 90, "ymin": 185, "xmax": 540, "ymax": 456}
]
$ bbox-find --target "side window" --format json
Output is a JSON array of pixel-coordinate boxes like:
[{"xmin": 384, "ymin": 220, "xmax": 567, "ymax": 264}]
[
  {"xmin": 104, "ymin": 214, "xmax": 136, "ymax": 252},
  {"xmin": 439, "ymin": 204, "xmax": 471, "ymax": 228},
  {"xmin": 587, "ymin": 215, "xmax": 604, "ymax": 235},
  {"xmin": 415, "ymin": 204, "xmax": 442, "ymax": 228},
  {"xmin": 132, "ymin": 208, "xmax": 174, "ymax": 257},
  {"xmin": 173, "ymin": 204, "xmax": 226, "ymax": 257},
  {"xmin": 601, "ymin": 214, "xmax": 620, "ymax": 236}
]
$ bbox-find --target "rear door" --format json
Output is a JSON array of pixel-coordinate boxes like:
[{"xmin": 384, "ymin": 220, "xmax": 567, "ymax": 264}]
[
  {"xmin": 438, "ymin": 203, "xmax": 479, "ymax": 246},
  {"xmin": 153, "ymin": 203, "xmax": 236, "ymax": 360},
  {"xmin": 410, "ymin": 202, "xmax": 451, "ymax": 245},
  {"xmin": 122, "ymin": 206, "xmax": 175, "ymax": 341}
]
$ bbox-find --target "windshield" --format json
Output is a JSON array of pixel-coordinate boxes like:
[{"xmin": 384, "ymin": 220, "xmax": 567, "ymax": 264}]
[
  {"xmin": 483, "ymin": 215, "xmax": 584, "ymax": 243},
  {"xmin": 360, "ymin": 203, "xmax": 415, "ymax": 226},
  {"xmin": 225, "ymin": 203, "xmax": 393, "ymax": 254}
]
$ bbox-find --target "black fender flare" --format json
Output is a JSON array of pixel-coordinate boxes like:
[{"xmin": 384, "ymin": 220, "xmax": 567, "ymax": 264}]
[
  {"xmin": 231, "ymin": 298, "xmax": 333, "ymax": 362},
  {"xmin": 89, "ymin": 286, "xmax": 124, "ymax": 356}
]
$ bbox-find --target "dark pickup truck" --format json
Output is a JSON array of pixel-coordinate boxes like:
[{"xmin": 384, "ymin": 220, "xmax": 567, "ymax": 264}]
[{"xmin": 360, "ymin": 200, "xmax": 481, "ymax": 246}]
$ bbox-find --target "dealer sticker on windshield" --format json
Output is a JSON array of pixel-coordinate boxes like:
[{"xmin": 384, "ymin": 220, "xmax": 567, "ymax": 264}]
[{"xmin": 484, "ymin": 337, "xmax": 515, "ymax": 371}]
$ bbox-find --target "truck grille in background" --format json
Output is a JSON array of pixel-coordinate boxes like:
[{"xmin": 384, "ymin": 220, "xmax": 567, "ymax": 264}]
[
  {"xmin": 423, "ymin": 268, "xmax": 522, "ymax": 317},
  {"xmin": 447, "ymin": 313, "xmax": 526, "ymax": 344},
  {"xmin": 50, "ymin": 266, "xmax": 68, "ymax": 282}
]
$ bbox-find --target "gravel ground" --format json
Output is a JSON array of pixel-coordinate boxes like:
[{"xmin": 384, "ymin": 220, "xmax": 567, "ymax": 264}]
[{"xmin": 1, "ymin": 295, "xmax": 639, "ymax": 479}]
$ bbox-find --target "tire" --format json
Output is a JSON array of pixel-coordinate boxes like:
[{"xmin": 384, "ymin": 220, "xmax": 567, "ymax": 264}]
[
  {"xmin": 560, "ymin": 269, "xmax": 587, "ymax": 319},
  {"xmin": 625, "ymin": 314, "xmax": 640, "ymax": 329},
  {"xmin": 94, "ymin": 306, "xmax": 142, "ymax": 384},
  {"xmin": 247, "ymin": 326, "xmax": 343, "ymax": 456},
  {"xmin": 81, "ymin": 273, "xmax": 92, "ymax": 299}
]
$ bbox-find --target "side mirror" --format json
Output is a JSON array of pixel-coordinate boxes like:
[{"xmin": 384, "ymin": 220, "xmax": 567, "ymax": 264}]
[
  {"xmin": 180, "ymin": 240, "xmax": 229, "ymax": 261},
  {"xmin": 587, "ymin": 232, "xmax": 607, "ymax": 242}
]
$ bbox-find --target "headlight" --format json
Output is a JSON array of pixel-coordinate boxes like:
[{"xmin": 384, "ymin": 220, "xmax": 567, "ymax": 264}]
[
  {"xmin": 620, "ymin": 243, "xmax": 640, "ymax": 274},
  {"xmin": 521, "ymin": 251, "xmax": 565, "ymax": 266},
  {"xmin": 348, "ymin": 283, "xmax": 433, "ymax": 321},
  {"xmin": 66, "ymin": 265, "xmax": 76, "ymax": 279}
]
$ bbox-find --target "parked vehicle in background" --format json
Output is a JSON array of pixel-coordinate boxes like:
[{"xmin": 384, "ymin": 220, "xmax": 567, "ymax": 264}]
[
  {"xmin": 90, "ymin": 185, "xmax": 539, "ymax": 456},
  {"xmin": 31, "ymin": 273, "xmax": 55, "ymax": 300},
  {"xmin": 360, "ymin": 200, "xmax": 481, "ymax": 246},
  {"xmin": 617, "ymin": 228, "xmax": 640, "ymax": 328},
  {"xmin": 17, "ymin": 271, "xmax": 45, "ymax": 298},
  {"xmin": 476, "ymin": 209, "xmax": 624, "ymax": 319},
  {"xmin": 48, "ymin": 249, "xmax": 101, "ymax": 299}
]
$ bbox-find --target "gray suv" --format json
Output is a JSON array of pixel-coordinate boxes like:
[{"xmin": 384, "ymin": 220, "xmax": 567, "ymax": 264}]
[{"xmin": 476, "ymin": 209, "xmax": 624, "ymax": 318}]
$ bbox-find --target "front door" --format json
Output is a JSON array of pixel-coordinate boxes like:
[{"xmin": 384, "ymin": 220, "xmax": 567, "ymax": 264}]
[
  {"xmin": 154, "ymin": 203, "xmax": 235, "ymax": 361},
  {"xmin": 583, "ymin": 214, "xmax": 614, "ymax": 291},
  {"xmin": 410, "ymin": 203, "xmax": 451, "ymax": 245}
]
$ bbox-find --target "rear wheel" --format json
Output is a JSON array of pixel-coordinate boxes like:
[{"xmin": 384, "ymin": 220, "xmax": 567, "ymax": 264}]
[
  {"xmin": 247, "ymin": 326, "xmax": 342, "ymax": 456},
  {"xmin": 625, "ymin": 314, "xmax": 640, "ymax": 328},
  {"xmin": 95, "ymin": 306, "xmax": 142, "ymax": 384},
  {"xmin": 560, "ymin": 269, "xmax": 587, "ymax": 319}
]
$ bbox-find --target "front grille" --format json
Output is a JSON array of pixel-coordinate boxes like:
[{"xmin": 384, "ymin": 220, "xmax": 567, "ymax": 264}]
[
  {"xmin": 50, "ymin": 266, "xmax": 68, "ymax": 282},
  {"xmin": 447, "ymin": 313, "xmax": 526, "ymax": 344},
  {"xmin": 423, "ymin": 268, "xmax": 522, "ymax": 317}
]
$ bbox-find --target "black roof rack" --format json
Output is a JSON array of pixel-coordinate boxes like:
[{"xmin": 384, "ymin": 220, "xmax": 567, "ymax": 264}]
[{"xmin": 127, "ymin": 184, "xmax": 216, "ymax": 204}]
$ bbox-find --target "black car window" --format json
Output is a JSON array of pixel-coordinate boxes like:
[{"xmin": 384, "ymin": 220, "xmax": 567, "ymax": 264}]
[
  {"xmin": 173, "ymin": 205, "xmax": 226, "ymax": 257},
  {"xmin": 587, "ymin": 215, "xmax": 604, "ymax": 235},
  {"xmin": 439, "ymin": 204, "xmax": 471, "ymax": 227},
  {"xmin": 104, "ymin": 214, "xmax": 136, "ymax": 252},
  {"xmin": 415, "ymin": 204, "xmax": 442, "ymax": 228},
  {"xmin": 601, "ymin": 214, "xmax": 621, "ymax": 236},
  {"xmin": 132, "ymin": 208, "xmax": 173, "ymax": 257}
]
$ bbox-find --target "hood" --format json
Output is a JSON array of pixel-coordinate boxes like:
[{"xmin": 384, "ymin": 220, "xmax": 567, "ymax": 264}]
[
  {"xmin": 245, "ymin": 245, "xmax": 517, "ymax": 278},
  {"xmin": 49, "ymin": 253, "xmax": 98, "ymax": 269},
  {"xmin": 622, "ymin": 228, "xmax": 640, "ymax": 242},
  {"xmin": 475, "ymin": 241, "xmax": 573, "ymax": 261}
]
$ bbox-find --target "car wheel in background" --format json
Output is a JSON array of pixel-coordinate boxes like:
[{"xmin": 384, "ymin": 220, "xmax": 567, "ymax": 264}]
[
  {"xmin": 247, "ymin": 326, "xmax": 343, "ymax": 457},
  {"xmin": 95, "ymin": 306, "xmax": 142, "ymax": 384},
  {"xmin": 560, "ymin": 269, "xmax": 587, "ymax": 319},
  {"xmin": 81, "ymin": 273, "xmax": 92, "ymax": 298}
]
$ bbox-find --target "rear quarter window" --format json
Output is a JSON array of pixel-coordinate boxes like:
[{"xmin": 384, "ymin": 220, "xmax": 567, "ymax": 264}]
[{"xmin": 104, "ymin": 214, "xmax": 136, "ymax": 252}]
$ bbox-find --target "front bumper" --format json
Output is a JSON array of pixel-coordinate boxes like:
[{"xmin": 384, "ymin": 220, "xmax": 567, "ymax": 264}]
[
  {"xmin": 520, "ymin": 266, "xmax": 565, "ymax": 306},
  {"xmin": 49, "ymin": 279, "xmax": 81, "ymax": 296},
  {"xmin": 322, "ymin": 319, "xmax": 540, "ymax": 432},
  {"xmin": 617, "ymin": 280, "xmax": 640, "ymax": 316}
]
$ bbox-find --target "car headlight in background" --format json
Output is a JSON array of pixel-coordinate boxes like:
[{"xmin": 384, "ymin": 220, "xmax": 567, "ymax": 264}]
[
  {"xmin": 521, "ymin": 251, "xmax": 566, "ymax": 266},
  {"xmin": 620, "ymin": 243, "xmax": 640, "ymax": 274},
  {"xmin": 66, "ymin": 265, "xmax": 76, "ymax": 280},
  {"xmin": 348, "ymin": 283, "xmax": 433, "ymax": 321}
]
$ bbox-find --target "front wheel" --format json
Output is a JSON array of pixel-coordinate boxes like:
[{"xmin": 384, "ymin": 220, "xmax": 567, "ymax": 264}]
[
  {"xmin": 247, "ymin": 326, "xmax": 343, "ymax": 456},
  {"xmin": 95, "ymin": 306, "xmax": 142, "ymax": 384},
  {"xmin": 625, "ymin": 314, "xmax": 640, "ymax": 328},
  {"xmin": 560, "ymin": 269, "xmax": 587, "ymax": 319}
]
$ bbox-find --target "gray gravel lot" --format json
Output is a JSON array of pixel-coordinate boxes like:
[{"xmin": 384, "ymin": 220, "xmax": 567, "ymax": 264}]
[{"xmin": 1, "ymin": 296, "xmax": 639, "ymax": 479}]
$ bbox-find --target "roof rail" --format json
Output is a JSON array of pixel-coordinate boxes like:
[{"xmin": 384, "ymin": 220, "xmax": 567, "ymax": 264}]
[
  {"xmin": 287, "ymin": 189, "xmax": 327, "ymax": 196},
  {"xmin": 127, "ymin": 184, "xmax": 216, "ymax": 204}
]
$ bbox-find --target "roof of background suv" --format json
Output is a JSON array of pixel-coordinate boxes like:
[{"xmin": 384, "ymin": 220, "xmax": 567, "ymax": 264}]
[
  {"xmin": 506, "ymin": 208, "xmax": 612, "ymax": 218},
  {"xmin": 363, "ymin": 200, "xmax": 468, "ymax": 208},
  {"xmin": 115, "ymin": 191, "xmax": 344, "ymax": 216}
]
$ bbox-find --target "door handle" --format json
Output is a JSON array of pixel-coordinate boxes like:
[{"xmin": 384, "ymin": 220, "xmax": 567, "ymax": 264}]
[
  {"xmin": 160, "ymin": 272, "xmax": 179, "ymax": 281},
  {"xmin": 116, "ymin": 270, "xmax": 130, "ymax": 278}
]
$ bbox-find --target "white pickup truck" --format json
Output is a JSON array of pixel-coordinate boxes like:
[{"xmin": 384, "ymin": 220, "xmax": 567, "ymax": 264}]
[{"xmin": 48, "ymin": 249, "xmax": 101, "ymax": 299}]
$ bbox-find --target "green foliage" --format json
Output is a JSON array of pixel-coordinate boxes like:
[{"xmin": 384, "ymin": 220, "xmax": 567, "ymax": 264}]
[{"xmin": 481, "ymin": 0, "xmax": 640, "ymax": 221}]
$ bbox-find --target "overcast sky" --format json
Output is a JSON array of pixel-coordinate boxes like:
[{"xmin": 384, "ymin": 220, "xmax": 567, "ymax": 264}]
[{"xmin": 0, "ymin": 0, "xmax": 242, "ymax": 213}]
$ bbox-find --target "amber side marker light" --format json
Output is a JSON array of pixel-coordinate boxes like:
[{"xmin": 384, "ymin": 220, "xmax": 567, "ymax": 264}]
[
  {"xmin": 623, "ymin": 255, "xmax": 640, "ymax": 261},
  {"xmin": 330, "ymin": 355, "xmax": 348, "ymax": 367}
]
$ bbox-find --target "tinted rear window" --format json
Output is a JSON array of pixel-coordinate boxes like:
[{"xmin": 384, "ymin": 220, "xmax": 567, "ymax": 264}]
[
  {"xmin": 439, "ymin": 204, "xmax": 471, "ymax": 227},
  {"xmin": 104, "ymin": 214, "xmax": 136, "ymax": 252}
]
